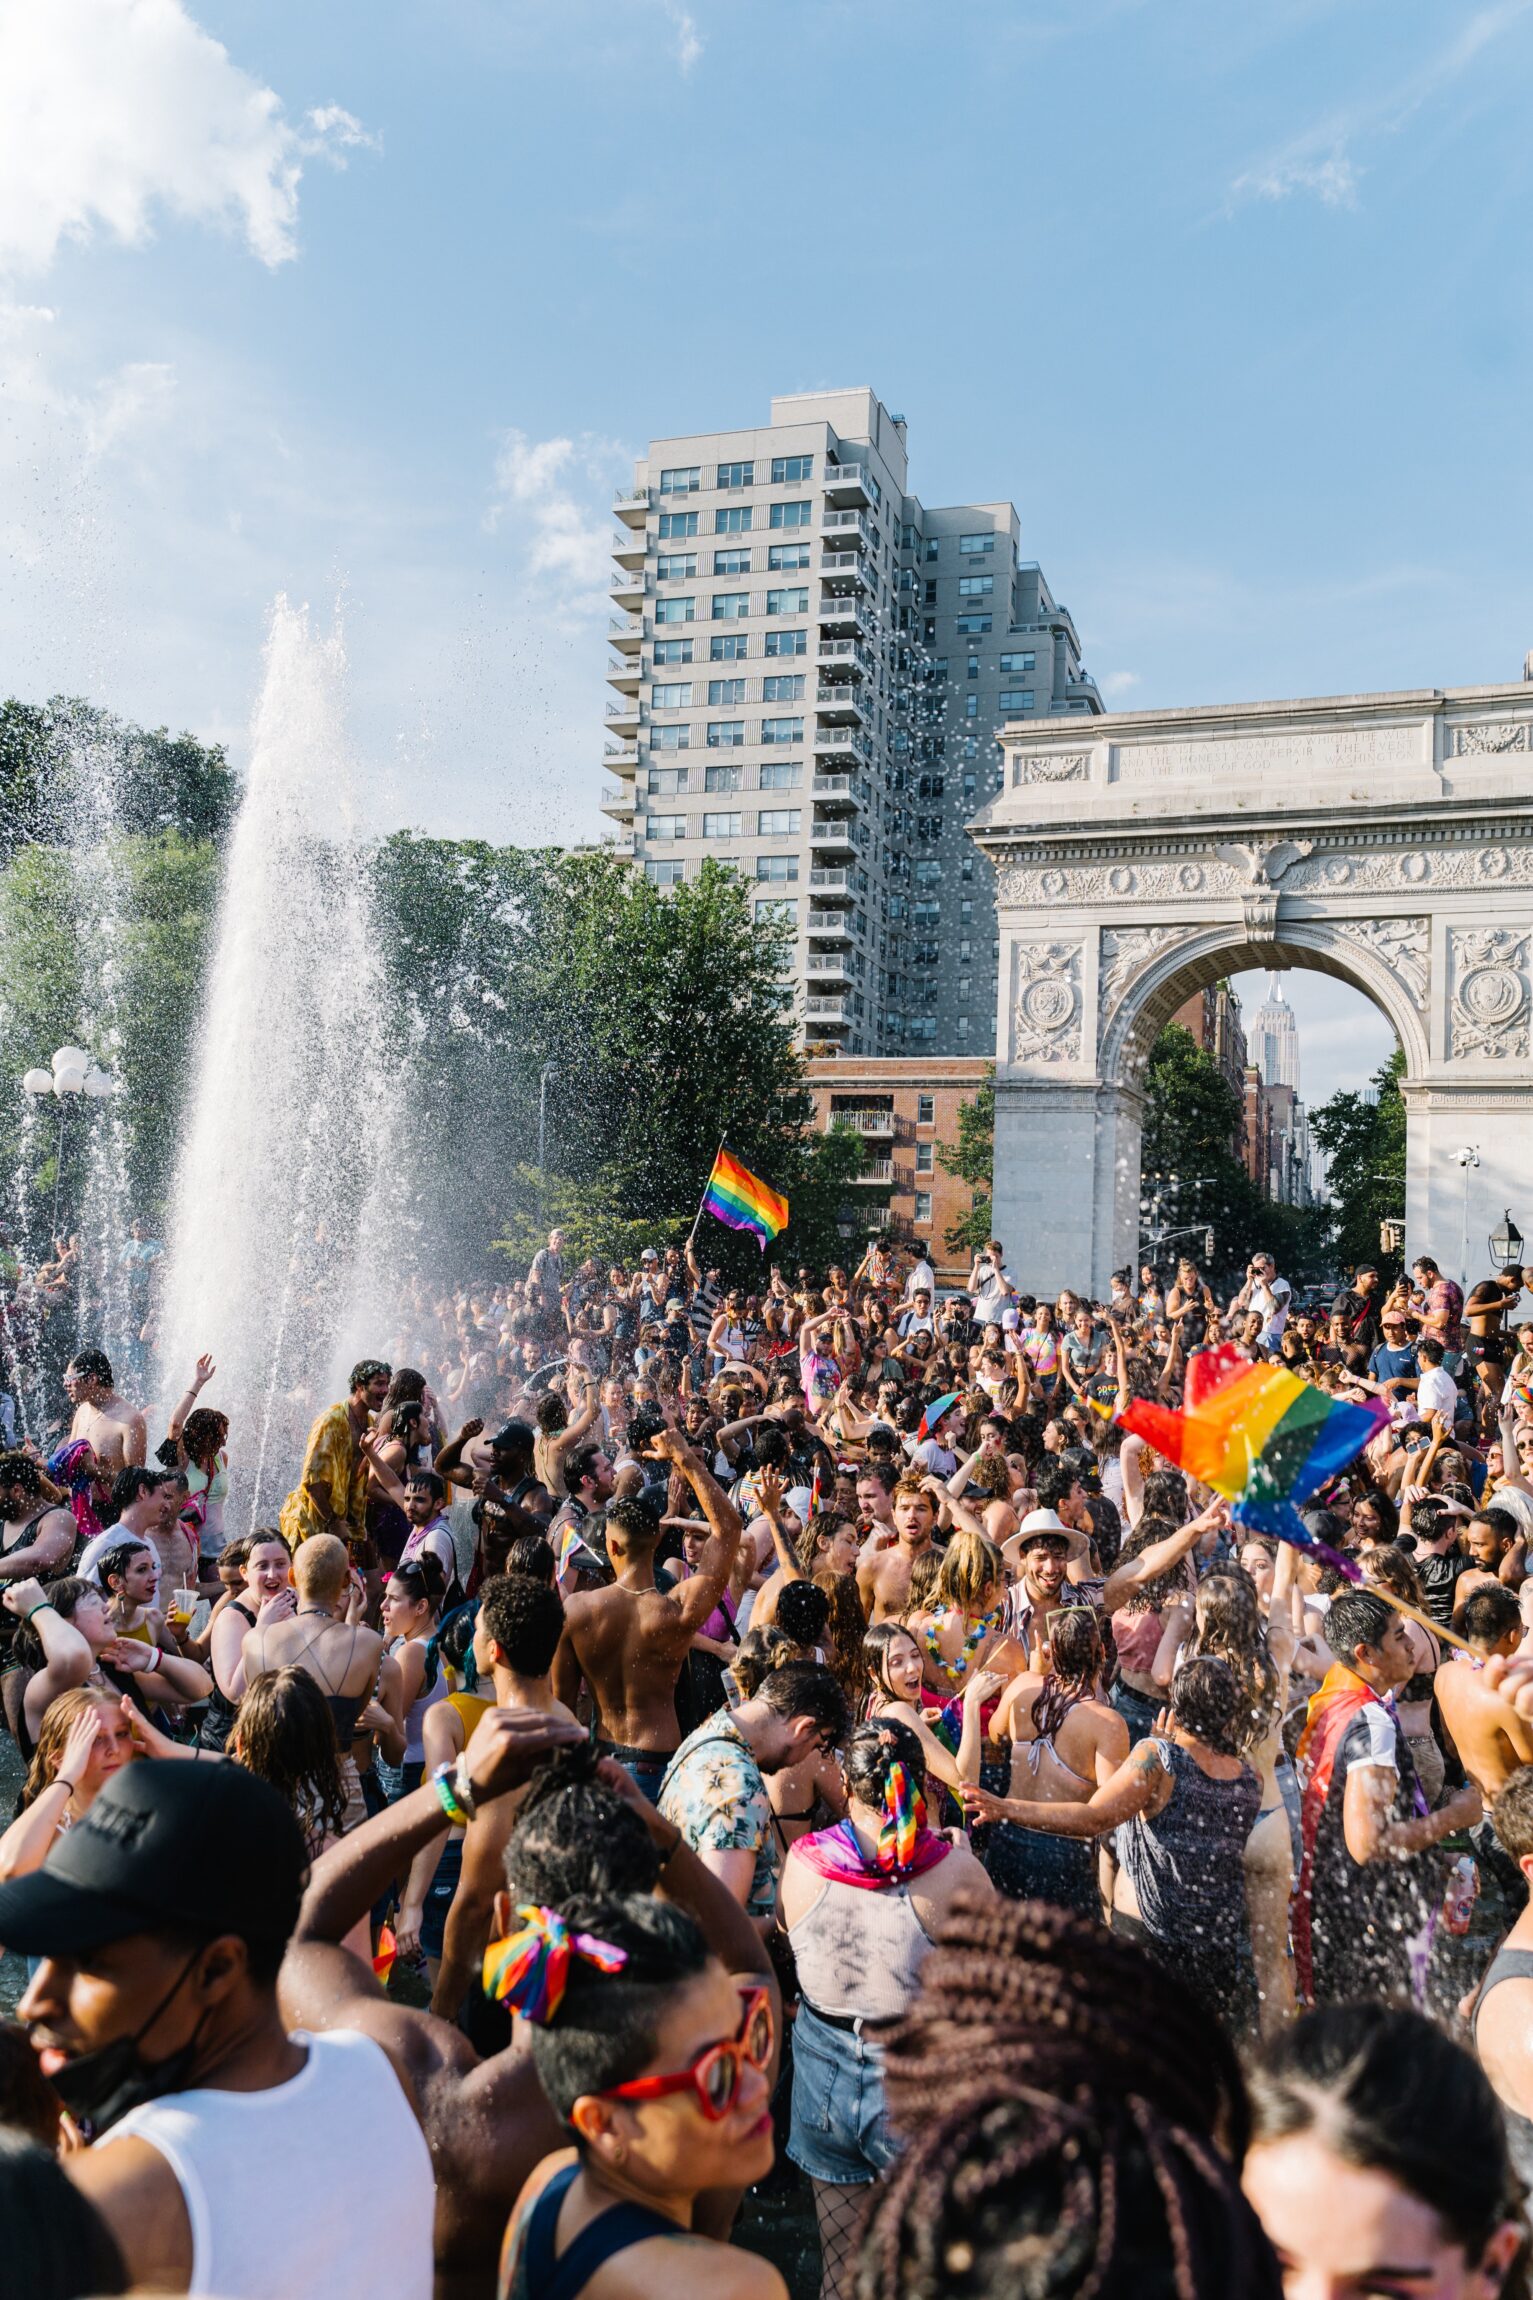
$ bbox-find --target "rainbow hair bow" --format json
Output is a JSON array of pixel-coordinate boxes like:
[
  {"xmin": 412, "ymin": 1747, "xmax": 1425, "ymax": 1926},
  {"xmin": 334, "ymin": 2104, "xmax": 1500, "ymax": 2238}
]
[
  {"xmin": 481, "ymin": 1904, "xmax": 627, "ymax": 2024},
  {"xmin": 878, "ymin": 1761, "xmax": 925, "ymax": 1875}
]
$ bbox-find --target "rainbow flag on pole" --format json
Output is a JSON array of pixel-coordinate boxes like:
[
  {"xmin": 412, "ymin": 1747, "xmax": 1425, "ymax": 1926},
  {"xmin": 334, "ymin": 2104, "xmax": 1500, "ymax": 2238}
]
[
  {"xmin": 1116, "ymin": 1344, "xmax": 1387, "ymax": 1574},
  {"xmin": 701, "ymin": 1147, "xmax": 789, "ymax": 1251}
]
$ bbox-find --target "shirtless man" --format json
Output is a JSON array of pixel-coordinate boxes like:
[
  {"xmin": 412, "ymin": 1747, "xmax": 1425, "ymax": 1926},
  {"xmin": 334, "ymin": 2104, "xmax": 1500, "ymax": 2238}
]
[
  {"xmin": 552, "ymin": 1428, "xmax": 742, "ymax": 1800},
  {"xmin": 856, "ymin": 1474, "xmax": 940, "ymax": 1624},
  {"xmin": 418, "ymin": 1573, "xmax": 580, "ymax": 2021},
  {"xmin": 0, "ymin": 1452, "xmax": 80, "ymax": 1736},
  {"xmin": 241, "ymin": 1535, "xmax": 391, "ymax": 1827},
  {"xmin": 1435, "ymin": 1586, "xmax": 1533, "ymax": 1801},
  {"xmin": 64, "ymin": 1348, "xmax": 146, "ymax": 1474},
  {"xmin": 1473, "ymin": 1766, "xmax": 1533, "ymax": 2185},
  {"xmin": 282, "ymin": 1708, "xmax": 776, "ymax": 2300},
  {"xmin": 107, "ymin": 1469, "xmax": 197, "ymax": 1609}
]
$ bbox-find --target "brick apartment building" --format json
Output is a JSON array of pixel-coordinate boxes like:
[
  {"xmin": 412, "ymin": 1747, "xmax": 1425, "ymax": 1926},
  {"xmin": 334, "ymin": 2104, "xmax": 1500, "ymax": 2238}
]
[{"xmin": 804, "ymin": 1055, "xmax": 990, "ymax": 1280}]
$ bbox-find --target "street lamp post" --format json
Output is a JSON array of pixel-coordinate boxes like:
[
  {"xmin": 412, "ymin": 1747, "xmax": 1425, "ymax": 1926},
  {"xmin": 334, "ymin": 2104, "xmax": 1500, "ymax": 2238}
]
[
  {"xmin": 20, "ymin": 1048, "xmax": 116, "ymax": 1237},
  {"xmin": 1455, "ymin": 1146, "xmax": 1481, "ymax": 1290}
]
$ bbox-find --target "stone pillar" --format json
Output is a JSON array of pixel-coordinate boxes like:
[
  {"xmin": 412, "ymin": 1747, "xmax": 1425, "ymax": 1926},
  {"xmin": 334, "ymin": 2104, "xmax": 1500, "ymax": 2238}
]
[{"xmin": 1401, "ymin": 1083, "xmax": 1533, "ymax": 1291}]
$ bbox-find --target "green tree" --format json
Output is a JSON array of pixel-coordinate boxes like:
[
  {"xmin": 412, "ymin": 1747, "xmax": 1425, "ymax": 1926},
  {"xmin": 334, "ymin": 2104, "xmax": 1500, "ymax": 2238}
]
[
  {"xmin": 0, "ymin": 697, "xmax": 236, "ymax": 861},
  {"xmin": 936, "ymin": 1068, "xmax": 994, "ymax": 1256},
  {"xmin": 1310, "ymin": 1048, "xmax": 1406, "ymax": 1280}
]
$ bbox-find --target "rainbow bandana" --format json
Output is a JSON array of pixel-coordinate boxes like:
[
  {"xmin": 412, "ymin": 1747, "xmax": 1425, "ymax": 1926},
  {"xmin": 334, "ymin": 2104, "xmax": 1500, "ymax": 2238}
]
[
  {"xmin": 482, "ymin": 1904, "xmax": 628, "ymax": 2024},
  {"xmin": 1116, "ymin": 1344, "xmax": 1387, "ymax": 1571},
  {"xmin": 702, "ymin": 1148, "xmax": 789, "ymax": 1251},
  {"xmin": 794, "ymin": 1759, "xmax": 951, "ymax": 1890}
]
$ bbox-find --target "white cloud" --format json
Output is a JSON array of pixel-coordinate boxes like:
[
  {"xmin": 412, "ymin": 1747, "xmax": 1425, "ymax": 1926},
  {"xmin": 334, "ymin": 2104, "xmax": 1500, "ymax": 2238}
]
[
  {"xmin": 484, "ymin": 427, "xmax": 629, "ymax": 604},
  {"xmin": 81, "ymin": 359, "xmax": 177, "ymax": 458},
  {"xmin": 660, "ymin": 1, "xmax": 703, "ymax": 71},
  {"xmin": 1101, "ymin": 669, "xmax": 1142, "ymax": 697},
  {"xmin": 1230, "ymin": 150, "xmax": 1358, "ymax": 209},
  {"xmin": 0, "ymin": 0, "xmax": 377, "ymax": 277}
]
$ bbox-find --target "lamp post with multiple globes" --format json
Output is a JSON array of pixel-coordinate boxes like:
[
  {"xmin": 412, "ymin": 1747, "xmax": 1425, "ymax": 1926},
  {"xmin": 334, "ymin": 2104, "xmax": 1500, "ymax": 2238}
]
[{"xmin": 20, "ymin": 1047, "xmax": 116, "ymax": 1236}]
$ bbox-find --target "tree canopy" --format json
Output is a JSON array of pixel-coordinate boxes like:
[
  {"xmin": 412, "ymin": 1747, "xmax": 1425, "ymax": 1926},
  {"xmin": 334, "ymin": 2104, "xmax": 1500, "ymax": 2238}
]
[{"xmin": 1309, "ymin": 1048, "xmax": 1406, "ymax": 1282}]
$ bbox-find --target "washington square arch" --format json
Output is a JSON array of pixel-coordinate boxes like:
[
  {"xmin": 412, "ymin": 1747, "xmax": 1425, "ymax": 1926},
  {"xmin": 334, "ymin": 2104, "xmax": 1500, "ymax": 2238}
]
[{"xmin": 969, "ymin": 677, "xmax": 1533, "ymax": 1298}]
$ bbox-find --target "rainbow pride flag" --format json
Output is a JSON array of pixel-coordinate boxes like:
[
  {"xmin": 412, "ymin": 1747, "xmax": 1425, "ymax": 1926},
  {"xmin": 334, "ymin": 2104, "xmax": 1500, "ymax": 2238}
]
[
  {"xmin": 1118, "ymin": 1344, "xmax": 1388, "ymax": 1574},
  {"xmin": 702, "ymin": 1147, "xmax": 788, "ymax": 1251}
]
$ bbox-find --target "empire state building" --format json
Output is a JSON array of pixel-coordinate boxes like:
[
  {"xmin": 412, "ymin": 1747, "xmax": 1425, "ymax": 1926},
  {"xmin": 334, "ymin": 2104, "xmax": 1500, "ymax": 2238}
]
[{"xmin": 1252, "ymin": 974, "xmax": 1300, "ymax": 1094}]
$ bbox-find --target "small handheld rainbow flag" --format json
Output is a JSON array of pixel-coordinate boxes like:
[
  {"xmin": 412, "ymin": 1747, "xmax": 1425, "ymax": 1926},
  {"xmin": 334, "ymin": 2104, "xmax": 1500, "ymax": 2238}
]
[
  {"xmin": 1117, "ymin": 1344, "xmax": 1388, "ymax": 1576},
  {"xmin": 700, "ymin": 1146, "xmax": 788, "ymax": 1252}
]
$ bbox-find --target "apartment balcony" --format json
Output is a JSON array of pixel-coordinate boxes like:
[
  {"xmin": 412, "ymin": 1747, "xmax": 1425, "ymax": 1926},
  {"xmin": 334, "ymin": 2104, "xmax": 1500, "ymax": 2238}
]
[
  {"xmin": 606, "ymin": 662, "xmax": 641, "ymax": 696},
  {"xmin": 807, "ymin": 908, "xmax": 854, "ymax": 939},
  {"xmin": 604, "ymin": 699, "xmax": 640, "ymax": 737},
  {"xmin": 824, "ymin": 1106, "xmax": 894, "ymax": 1136},
  {"xmin": 815, "ymin": 679, "xmax": 867, "ymax": 722},
  {"xmin": 613, "ymin": 487, "xmax": 651, "ymax": 527},
  {"xmin": 818, "ymin": 594, "xmax": 870, "ymax": 638},
  {"xmin": 819, "ymin": 551, "xmax": 872, "ymax": 589},
  {"xmin": 819, "ymin": 508, "xmax": 873, "ymax": 549},
  {"xmin": 809, "ymin": 867, "xmax": 853, "ymax": 900},
  {"xmin": 611, "ymin": 534, "xmax": 647, "ymax": 571},
  {"xmin": 803, "ymin": 995, "xmax": 850, "ymax": 1027},
  {"xmin": 850, "ymin": 1158, "xmax": 895, "ymax": 1184},
  {"xmin": 810, "ymin": 818, "xmax": 859, "ymax": 858},
  {"xmin": 810, "ymin": 773, "xmax": 859, "ymax": 811},
  {"xmin": 806, "ymin": 951, "xmax": 853, "ymax": 987},
  {"xmin": 603, "ymin": 744, "xmax": 640, "ymax": 778},
  {"xmin": 600, "ymin": 784, "xmax": 636, "ymax": 821},
  {"xmin": 606, "ymin": 833, "xmax": 638, "ymax": 858},
  {"xmin": 822, "ymin": 463, "xmax": 874, "ymax": 508},
  {"xmin": 815, "ymin": 639, "xmax": 871, "ymax": 674},
  {"xmin": 609, "ymin": 568, "xmax": 645, "ymax": 608},
  {"xmin": 608, "ymin": 614, "xmax": 644, "ymax": 654},
  {"xmin": 813, "ymin": 725, "xmax": 870, "ymax": 762}
]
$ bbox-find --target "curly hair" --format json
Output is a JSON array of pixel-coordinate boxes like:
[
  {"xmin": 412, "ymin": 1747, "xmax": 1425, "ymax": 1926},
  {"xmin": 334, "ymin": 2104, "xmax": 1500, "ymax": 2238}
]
[
  {"xmin": 814, "ymin": 1567, "xmax": 869, "ymax": 1707},
  {"xmin": 1185, "ymin": 1571, "xmax": 1280, "ymax": 1757},
  {"xmin": 1114, "ymin": 1517, "xmax": 1196, "ymax": 1617},
  {"xmin": 856, "ymin": 1895, "xmax": 1281, "ymax": 2300}
]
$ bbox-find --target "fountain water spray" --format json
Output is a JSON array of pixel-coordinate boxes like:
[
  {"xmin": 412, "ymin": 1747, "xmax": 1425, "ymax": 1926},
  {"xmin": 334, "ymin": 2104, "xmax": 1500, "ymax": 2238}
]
[{"xmin": 156, "ymin": 599, "xmax": 406, "ymax": 1521}]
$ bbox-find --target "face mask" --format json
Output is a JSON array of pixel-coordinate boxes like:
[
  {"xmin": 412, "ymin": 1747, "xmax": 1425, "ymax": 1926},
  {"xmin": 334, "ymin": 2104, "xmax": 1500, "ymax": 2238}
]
[{"xmin": 47, "ymin": 1952, "xmax": 205, "ymax": 2142}]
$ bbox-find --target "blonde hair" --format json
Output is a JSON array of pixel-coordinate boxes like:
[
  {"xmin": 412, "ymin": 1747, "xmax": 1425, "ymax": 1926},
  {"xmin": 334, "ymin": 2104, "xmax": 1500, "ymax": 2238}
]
[
  {"xmin": 936, "ymin": 1528, "xmax": 1006, "ymax": 1617},
  {"xmin": 20, "ymin": 1687, "xmax": 123, "ymax": 1811},
  {"xmin": 292, "ymin": 1533, "xmax": 348, "ymax": 1601}
]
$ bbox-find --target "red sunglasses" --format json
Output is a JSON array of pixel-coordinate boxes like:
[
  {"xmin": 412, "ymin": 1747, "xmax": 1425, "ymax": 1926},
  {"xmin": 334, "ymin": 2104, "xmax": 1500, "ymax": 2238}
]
[{"xmin": 597, "ymin": 1983, "xmax": 774, "ymax": 2122}]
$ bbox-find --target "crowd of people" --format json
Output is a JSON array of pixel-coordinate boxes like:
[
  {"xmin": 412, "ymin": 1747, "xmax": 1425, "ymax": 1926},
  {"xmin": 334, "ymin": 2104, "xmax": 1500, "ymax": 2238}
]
[{"xmin": 4, "ymin": 1220, "xmax": 1533, "ymax": 2297}]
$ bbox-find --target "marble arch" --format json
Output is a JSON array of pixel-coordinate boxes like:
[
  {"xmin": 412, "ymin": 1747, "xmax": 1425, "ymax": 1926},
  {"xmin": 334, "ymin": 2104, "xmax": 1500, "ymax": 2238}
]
[{"xmin": 968, "ymin": 682, "xmax": 1533, "ymax": 1297}]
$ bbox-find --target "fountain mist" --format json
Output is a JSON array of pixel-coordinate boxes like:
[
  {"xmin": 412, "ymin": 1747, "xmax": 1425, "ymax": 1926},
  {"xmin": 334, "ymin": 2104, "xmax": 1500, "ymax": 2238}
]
[{"xmin": 156, "ymin": 599, "xmax": 404, "ymax": 1521}]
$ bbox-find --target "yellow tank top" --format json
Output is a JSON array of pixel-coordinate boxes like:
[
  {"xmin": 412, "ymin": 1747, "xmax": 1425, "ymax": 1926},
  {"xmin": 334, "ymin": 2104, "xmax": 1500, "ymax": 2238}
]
[{"xmin": 446, "ymin": 1690, "xmax": 491, "ymax": 1739}]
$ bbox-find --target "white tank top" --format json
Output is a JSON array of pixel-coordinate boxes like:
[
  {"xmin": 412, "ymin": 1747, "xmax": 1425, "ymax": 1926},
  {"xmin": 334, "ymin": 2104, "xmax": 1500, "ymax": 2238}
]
[
  {"xmin": 789, "ymin": 1873, "xmax": 935, "ymax": 2020},
  {"xmin": 99, "ymin": 2027, "xmax": 434, "ymax": 2299}
]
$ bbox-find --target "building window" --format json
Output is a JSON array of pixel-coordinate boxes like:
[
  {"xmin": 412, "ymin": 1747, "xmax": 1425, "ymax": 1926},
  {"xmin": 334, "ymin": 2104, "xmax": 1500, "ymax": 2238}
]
[
  {"xmin": 762, "ymin": 673, "xmax": 804, "ymax": 702},
  {"xmin": 759, "ymin": 760, "xmax": 801, "ymax": 788},
  {"xmin": 761, "ymin": 716, "xmax": 802, "ymax": 745},
  {"xmin": 705, "ymin": 762, "xmax": 742, "ymax": 791},
  {"xmin": 924, "ymin": 537, "xmax": 940, "ymax": 561},
  {"xmin": 651, "ymin": 638, "xmax": 692, "ymax": 666},
  {"xmin": 645, "ymin": 859, "xmax": 685, "ymax": 886},
  {"xmin": 998, "ymin": 689, "xmax": 1035, "ymax": 712},
  {"xmin": 715, "ymin": 505, "xmax": 752, "ymax": 534},
  {"xmin": 647, "ymin": 767, "xmax": 688, "ymax": 796},
  {"xmin": 967, "ymin": 657, "xmax": 980, "ymax": 678},
  {"xmin": 958, "ymin": 976, "xmax": 972, "ymax": 999},
  {"xmin": 712, "ymin": 592, "xmax": 750, "ymax": 621},
  {"xmin": 702, "ymin": 811, "xmax": 742, "ymax": 838},
  {"xmin": 654, "ymin": 596, "xmax": 695, "ymax": 624},
  {"xmin": 767, "ymin": 542, "xmax": 811, "ymax": 571},
  {"xmin": 965, "ymin": 694, "xmax": 980, "ymax": 719},
  {"xmin": 658, "ymin": 511, "xmax": 699, "ymax": 542},
  {"xmin": 916, "ymin": 1094, "xmax": 934, "ymax": 1124},
  {"xmin": 707, "ymin": 720, "xmax": 745, "ymax": 748},
  {"xmin": 710, "ymin": 633, "xmax": 748, "ymax": 661},
  {"xmin": 659, "ymin": 466, "xmax": 700, "ymax": 493},
  {"xmin": 757, "ymin": 853, "xmax": 799, "ymax": 882},
  {"xmin": 769, "ymin": 500, "xmax": 812, "ymax": 529},
  {"xmin": 923, "ymin": 579, "xmax": 937, "ymax": 606},
  {"xmin": 713, "ymin": 548, "xmax": 751, "ymax": 577},
  {"xmin": 759, "ymin": 808, "xmax": 801, "ymax": 836},
  {"xmin": 717, "ymin": 460, "xmax": 754, "ymax": 489},
  {"xmin": 707, "ymin": 678, "xmax": 746, "ymax": 707},
  {"xmin": 648, "ymin": 814, "xmax": 685, "ymax": 840},
  {"xmin": 914, "ymin": 1191, "xmax": 933, "ymax": 1224},
  {"xmin": 956, "ymin": 1016, "xmax": 970, "ymax": 1040},
  {"xmin": 766, "ymin": 587, "xmax": 809, "ymax": 616},
  {"xmin": 916, "ymin": 1143, "xmax": 933, "ymax": 1173},
  {"xmin": 651, "ymin": 681, "xmax": 693, "ymax": 709},
  {"xmin": 914, "ymin": 860, "xmax": 942, "ymax": 887},
  {"xmin": 1000, "ymin": 651, "xmax": 1035, "ymax": 674},
  {"xmin": 650, "ymin": 724, "xmax": 690, "ymax": 751},
  {"xmin": 955, "ymin": 614, "xmax": 992, "ymax": 636},
  {"xmin": 957, "ymin": 574, "xmax": 994, "ymax": 597},
  {"xmin": 765, "ymin": 628, "xmax": 806, "ymax": 656},
  {"xmin": 771, "ymin": 454, "xmax": 813, "ymax": 483},
  {"xmin": 959, "ymin": 532, "xmax": 995, "ymax": 555},
  {"xmin": 755, "ymin": 894, "xmax": 799, "ymax": 922}
]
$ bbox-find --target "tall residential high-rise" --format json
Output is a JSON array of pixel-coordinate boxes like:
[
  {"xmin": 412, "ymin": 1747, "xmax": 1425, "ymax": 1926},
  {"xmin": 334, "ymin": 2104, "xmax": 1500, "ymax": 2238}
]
[
  {"xmin": 1251, "ymin": 974, "xmax": 1300, "ymax": 1094},
  {"xmin": 601, "ymin": 388, "xmax": 1100, "ymax": 1056}
]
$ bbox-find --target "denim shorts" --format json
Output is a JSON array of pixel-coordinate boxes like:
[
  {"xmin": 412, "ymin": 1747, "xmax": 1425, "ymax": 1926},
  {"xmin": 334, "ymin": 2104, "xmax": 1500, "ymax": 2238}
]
[{"xmin": 787, "ymin": 2000, "xmax": 900, "ymax": 2187}]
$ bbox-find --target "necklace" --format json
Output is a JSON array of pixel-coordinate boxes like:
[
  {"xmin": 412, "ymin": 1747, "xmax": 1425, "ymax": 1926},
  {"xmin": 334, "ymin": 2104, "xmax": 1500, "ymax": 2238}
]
[{"xmin": 923, "ymin": 1603, "xmax": 1002, "ymax": 1685}]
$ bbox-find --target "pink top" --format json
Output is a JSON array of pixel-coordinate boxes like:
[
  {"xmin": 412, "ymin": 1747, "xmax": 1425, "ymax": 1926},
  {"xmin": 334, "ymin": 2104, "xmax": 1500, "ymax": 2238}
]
[{"xmin": 1111, "ymin": 1609, "xmax": 1166, "ymax": 1674}]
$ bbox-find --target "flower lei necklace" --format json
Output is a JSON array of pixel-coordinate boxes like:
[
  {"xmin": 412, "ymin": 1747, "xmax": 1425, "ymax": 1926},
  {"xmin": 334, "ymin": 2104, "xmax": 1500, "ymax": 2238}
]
[{"xmin": 923, "ymin": 1603, "xmax": 1002, "ymax": 1685}]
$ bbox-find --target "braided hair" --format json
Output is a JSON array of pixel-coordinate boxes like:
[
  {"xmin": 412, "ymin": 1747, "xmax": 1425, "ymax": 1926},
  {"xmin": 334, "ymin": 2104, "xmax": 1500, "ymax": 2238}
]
[{"xmin": 856, "ymin": 1896, "xmax": 1281, "ymax": 2300}]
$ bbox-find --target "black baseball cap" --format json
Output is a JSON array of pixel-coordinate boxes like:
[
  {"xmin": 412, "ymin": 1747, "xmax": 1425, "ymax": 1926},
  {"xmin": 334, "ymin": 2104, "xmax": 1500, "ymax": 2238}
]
[{"xmin": 0, "ymin": 1762, "xmax": 307, "ymax": 1957}]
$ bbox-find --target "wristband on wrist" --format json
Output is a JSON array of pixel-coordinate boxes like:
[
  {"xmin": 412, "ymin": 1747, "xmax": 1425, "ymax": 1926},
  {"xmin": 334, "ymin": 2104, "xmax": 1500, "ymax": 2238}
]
[
  {"xmin": 23, "ymin": 1600, "xmax": 53, "ymax": 1623},
  {"xmin": 432, "ymin": 1761, "xmax": 470, "ymax": 1829},
  {"xmin": 450, "ymin": 1754, "xmax": 480, "ymax": 1823},
  {"xmin": 656, "ymin": 1823, "xmax": 683, "ymax": 1868},
  {"xmin": 143, "ymin": 1645, "xmax": 162, "ymax": 1672}
]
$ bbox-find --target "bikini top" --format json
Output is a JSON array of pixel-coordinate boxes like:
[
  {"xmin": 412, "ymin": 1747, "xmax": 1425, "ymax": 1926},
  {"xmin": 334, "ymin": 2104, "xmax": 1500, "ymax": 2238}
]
[{"xmin": 505, "ymin": 2162, "xmax": 682, "ymax": 2300}]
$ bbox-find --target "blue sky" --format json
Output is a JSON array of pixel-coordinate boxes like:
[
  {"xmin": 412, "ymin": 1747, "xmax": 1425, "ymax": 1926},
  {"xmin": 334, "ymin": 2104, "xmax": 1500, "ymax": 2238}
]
[{"xmin": 4, "ymin": 0, "xmax": 1531, "ymax": 1097}]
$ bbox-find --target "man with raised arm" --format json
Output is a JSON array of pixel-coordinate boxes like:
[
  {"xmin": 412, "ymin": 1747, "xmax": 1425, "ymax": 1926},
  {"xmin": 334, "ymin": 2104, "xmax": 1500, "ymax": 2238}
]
[{"xmin": 552, "ymin": 1426, "xmax": 742, "ymax": 1800}]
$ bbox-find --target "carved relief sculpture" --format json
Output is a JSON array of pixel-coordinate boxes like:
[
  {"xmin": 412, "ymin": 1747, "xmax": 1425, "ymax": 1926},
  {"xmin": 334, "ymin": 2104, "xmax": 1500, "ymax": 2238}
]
[
  {"xmin": 1013, "ymin": 753, "xmax": 1090, "ymax": 786},
  {"xmin": 1449, "ymin": 930, "xmax": 1531, "ymax": 1060},
  {"xmin": 1452, "ymin": 723, "xmax": 1532, "ymax": 756},
  {"xmin": 1099, "ymin": 926, "xmax": 1199, "ymax": 1020},
  {"xmin": 1333, "ymin": 918, "xmax": 1430, "ymax": 1012},
  {"xmin": 1012, "ymin": 941, "xmax": 1084, "ymax": 1064}
]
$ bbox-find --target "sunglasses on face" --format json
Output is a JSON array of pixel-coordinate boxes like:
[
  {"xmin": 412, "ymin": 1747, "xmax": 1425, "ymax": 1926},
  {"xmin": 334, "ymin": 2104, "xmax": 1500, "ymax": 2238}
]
[{"xmin": 597, "ymin": 1982, "xmax": 774, "ymax": 2122}]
